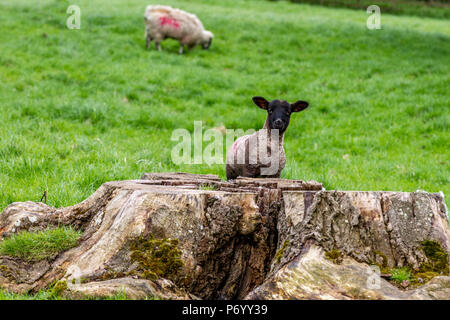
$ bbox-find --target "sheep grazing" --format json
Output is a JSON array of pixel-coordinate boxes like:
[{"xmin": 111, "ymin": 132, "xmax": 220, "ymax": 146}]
[
  {"xmin": 226, "ymin": 97, "xmax": 309, "ymax": 180},
  {"xmin": 144, "ymin": 5, "xmax": 213, "ymax": 54}
]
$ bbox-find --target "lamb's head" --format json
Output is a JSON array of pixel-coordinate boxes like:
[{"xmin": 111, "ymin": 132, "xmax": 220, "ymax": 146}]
[
  {"xmin": 200, "ymin": 30, "xmax": 213, "ymax": 49},
  {"xmin": 252, "ymin": 96, "xmax": 309, "ymax": 134}
]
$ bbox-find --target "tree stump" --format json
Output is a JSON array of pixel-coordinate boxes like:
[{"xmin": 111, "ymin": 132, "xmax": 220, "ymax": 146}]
[{"xmin": 0, "ymin": 173, "xmax": 448, "ymax": 299}]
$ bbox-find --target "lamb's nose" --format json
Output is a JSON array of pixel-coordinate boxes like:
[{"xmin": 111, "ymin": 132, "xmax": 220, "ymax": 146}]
[{"xmin": 274, "ymin": 119, "xmax": 283, "ymax": 128}]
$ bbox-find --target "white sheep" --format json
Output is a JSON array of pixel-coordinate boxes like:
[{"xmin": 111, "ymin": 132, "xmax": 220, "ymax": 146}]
[
  {"xmin": 144, "ymin": 5, "xmax": 213, "ymax": 54},
  {"xmin": 226, "ymin": 97, "xmax": 309, "ymax": 180}
]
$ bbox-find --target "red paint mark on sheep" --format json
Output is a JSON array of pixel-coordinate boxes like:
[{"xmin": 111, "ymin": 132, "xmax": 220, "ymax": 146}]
[{"xmin": 159, "ymin": 16, "xmax": 180, "ymax": 28}]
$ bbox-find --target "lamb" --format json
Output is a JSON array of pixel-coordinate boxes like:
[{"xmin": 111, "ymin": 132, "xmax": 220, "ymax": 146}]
[
  {"xmin": 144, "ymin": 5, "xmax": 213, "ymax": 54},
  {"xmin": 226, "ymin": 96, "xmax": 309, "ymax": 180}
]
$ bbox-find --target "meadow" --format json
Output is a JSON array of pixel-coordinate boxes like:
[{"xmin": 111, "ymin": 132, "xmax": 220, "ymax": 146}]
[
  {"xmin": 0, "ymin": 0, "xmax": 449, "ymax": 214},
  {"xmin": 283, "ymin": 0, "xmax": 450, "ymax": 19}
]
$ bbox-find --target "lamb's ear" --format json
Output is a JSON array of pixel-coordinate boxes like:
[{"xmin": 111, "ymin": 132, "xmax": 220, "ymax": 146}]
[
  {"xmin": 252, "ymin": 96, "xmax": 269, "ymax": 110},
  {"xmin": 291, "ymin": 100, "xmax": 309, "ymax": 112}
]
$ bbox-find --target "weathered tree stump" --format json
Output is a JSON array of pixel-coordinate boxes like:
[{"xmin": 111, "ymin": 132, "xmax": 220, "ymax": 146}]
[{"xmin": 0, "ymin": 173, "xmax": 448, "ymax": 299}]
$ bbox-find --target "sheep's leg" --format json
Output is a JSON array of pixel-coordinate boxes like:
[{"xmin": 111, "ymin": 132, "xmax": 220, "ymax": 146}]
[
  {"xmin": 178, "ymin": 44, "xmax": 184, "ymax": 55},
  {"xmin": 155, "ymin": 41, "xmax": 161, "ymax": 51},
  {"xmin": 226, "ymin": 164, "xmax": 239, "ymax": 181},
  {"xmin": 146, "ymin": 34, "xmax": 152, "ymax": 49},
  {"xmin": 241, "ymin": 165, "xmax": 260, "ymax": 179}
]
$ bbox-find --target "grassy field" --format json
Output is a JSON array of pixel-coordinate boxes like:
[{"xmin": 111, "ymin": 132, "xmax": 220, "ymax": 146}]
[
  {"xmin": 0, "ymin": 0, "xmax": 449, "ymax": 214},
  {"xmin": 282, "ymin": 0, "xmax": 450, "ymax": 19}
]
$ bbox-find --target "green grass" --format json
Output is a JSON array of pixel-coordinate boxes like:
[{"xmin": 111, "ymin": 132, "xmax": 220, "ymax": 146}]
[
  {"xmin": 0, "ymin": 227, "xmax": 82, "ymax": 261},
  {"xmin": 390, "ymin": 267, "xmax": 412, "ymax": 283},
  {"xmin": 281, "ymin": 0, "xmax": 450, "ymax": 19},
  {"xmin": 0, "ymin": 289, "xmax": 134, "ymax": 300},
  {"xmin": 0, "ymin": 289, "xmax": 65, "ymax": 300},
  {"xmin": 0, "ymin": 0, "xmax": 449, "ymax": 213}
]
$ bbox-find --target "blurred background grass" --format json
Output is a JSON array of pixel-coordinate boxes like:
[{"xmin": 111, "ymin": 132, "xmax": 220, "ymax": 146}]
[
  {"xmin": 0, "ymin": 0, "xmax": 448, "ymax": 211},
  {"xmin": 276, "ymin": 0, "xmax": 450, "ymax": 19}
]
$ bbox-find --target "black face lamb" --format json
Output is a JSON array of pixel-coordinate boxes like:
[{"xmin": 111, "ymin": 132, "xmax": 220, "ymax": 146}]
[
  {"xmin": 225, "ymin": 96, "xmax": 309, "ymax": 180},
  {"xmin": 252, "ymin": 97, "xmax": 309, "ymax": 133}
]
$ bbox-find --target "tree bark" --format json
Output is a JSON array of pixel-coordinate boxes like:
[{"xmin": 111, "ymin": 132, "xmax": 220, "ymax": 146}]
[{"xmin": 0, "ymin": 173, "xmax": 448, "ymax": 299}]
